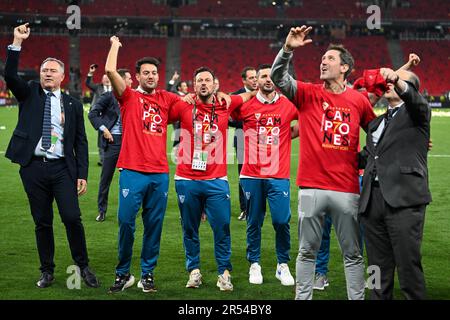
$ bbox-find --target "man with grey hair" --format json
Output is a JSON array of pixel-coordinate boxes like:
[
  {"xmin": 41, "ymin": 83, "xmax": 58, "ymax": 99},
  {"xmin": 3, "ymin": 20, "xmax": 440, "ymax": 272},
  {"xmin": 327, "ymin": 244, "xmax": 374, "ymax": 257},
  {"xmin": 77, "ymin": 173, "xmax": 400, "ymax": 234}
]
[
  {"xmin": 359, "ymin": 68, "xmax": 431, "ymax": 300},
  {"xmin": 271, "ymin": 25, "xmax": 376, "ymax": 300},
  {"xmin": 4, "ymin": 23, "xmax": 99, "ymax": 289}
]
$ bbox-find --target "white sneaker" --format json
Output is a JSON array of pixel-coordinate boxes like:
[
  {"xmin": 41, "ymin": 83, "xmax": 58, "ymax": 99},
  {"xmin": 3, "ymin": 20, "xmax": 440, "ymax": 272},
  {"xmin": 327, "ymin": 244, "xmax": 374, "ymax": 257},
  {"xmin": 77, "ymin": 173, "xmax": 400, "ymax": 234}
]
[
  {"xmin": 275, "ymin": 263, "xmax": 295, "ymax": 286},
  {"xmin": 249, "ymin": 263, "xmax": 263, "ymax": 284},
  {"xmin": 216, "ymin": 273, "xmax": 233, "ymax": 291},
  {"xmin": 186, "ymin": 269, "xmax": 202, "ymax": 288}
]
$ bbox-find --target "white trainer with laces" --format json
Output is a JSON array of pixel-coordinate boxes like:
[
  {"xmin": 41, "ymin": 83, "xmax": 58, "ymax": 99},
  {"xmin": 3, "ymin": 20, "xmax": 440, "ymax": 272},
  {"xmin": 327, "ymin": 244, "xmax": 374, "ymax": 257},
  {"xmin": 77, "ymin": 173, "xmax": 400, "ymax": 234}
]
[
  {"xmin": 216, "ymin": 273, "xmax": 233, "ymax": 291},
  {"xmin": 275, "ymin": 263, "xmax": 295, "ymax": 286},
  {"xmin": 186, "ymin": 269, "xmax": 202, "ymax": 288},
  {"xmin": 249, "ymin": 262, "xmax": 263, "ymax": 284}
]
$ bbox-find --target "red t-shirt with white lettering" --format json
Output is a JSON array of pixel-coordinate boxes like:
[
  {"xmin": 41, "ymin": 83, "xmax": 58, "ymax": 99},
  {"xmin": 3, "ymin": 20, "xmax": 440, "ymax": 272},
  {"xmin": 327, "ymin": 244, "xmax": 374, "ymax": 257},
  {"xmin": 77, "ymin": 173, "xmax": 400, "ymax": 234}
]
[
  {"xmin": 169, "ymin": 95, "xmax": 244, "ymax": 179},
  {"xmin": 231, "ymin": 95, "xmax": 298, "ymax": 179},
  {"xmin": 293, "ymin": 82, "xmax": 376, "ymax": 194},
  {"xmin": 116, "ymin": 86, "xmax": 180, "ymax": 173}
]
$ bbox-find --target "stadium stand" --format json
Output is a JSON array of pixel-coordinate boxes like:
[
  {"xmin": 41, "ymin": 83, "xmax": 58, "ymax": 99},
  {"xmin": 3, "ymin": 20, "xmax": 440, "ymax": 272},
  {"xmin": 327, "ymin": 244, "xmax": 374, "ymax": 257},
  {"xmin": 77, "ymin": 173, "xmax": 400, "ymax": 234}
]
[
  {"xmin": 0, "ymin": 0, "xmax": 170, "ymax": 17},
  {"xmin": 79, "ymin": 36, "xmax": 167, "ymax": 92},
  {"xmin": 392, "ymin": 0, "xmax": 450, "ymax": 20},
  {"xmin": 400, "ymin": 40, "xmax": 450, "ymax": 95},
  {"xmin": 176, "ymin": 0, "xmax": 277, "ymax": 18}
]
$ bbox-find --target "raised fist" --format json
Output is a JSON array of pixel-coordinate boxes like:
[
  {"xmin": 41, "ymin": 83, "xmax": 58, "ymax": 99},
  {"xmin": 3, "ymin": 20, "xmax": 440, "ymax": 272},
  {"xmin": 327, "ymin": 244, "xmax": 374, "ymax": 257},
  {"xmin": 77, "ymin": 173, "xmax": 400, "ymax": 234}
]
[
  {"xmin": 409, "ymin": 53, "xmax": 420, "ymax": 67},
  {"xmin": 110, "ymin": 36, "xmax": 122, "ymax": 47},
  {"xmin": 14, "ymin": 23, "xmax": 30, "ymax": 41}
]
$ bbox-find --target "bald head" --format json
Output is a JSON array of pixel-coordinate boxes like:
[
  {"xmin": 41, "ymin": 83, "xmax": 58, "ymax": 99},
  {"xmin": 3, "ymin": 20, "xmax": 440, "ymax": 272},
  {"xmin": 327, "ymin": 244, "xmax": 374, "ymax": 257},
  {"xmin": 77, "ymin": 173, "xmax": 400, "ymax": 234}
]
[{"xmin": 397, "ymin": 69, "xmax": 420, "ymax": 90}]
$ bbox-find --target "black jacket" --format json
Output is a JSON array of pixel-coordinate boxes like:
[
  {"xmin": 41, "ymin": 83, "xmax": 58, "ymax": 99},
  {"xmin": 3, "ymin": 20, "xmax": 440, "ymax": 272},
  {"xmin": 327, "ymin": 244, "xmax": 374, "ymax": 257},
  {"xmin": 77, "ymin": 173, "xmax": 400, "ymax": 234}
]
[
  {"xmin": 359, "ymin": 81, "xmax": 432, "ymax": 213},
  {"xmin": 86, "ymin": 75, "xmax": 108, "ymax": 106},
  {"xmin": 88, "ymin": 91, "xmax": 120, "ymax": 149},
  {"xmin": 4, "ymin": 48, "xmax": 89, "ymax": 181}
]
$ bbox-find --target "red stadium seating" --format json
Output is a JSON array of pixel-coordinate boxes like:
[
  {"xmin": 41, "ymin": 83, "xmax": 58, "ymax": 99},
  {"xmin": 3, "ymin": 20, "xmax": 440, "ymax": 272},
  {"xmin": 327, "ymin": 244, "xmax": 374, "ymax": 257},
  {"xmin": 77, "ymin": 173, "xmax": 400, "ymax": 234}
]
[
  {"xmin": 2, "ymin": 34, "xmax": 447, "ymax": 96},
  {"xmin": 285, "ymin": 0, "xmax": 369, "ymax": 20},
  {"xmin": 0, "ymin": 35, "xmax": 166, "ymax": 92},
  {"xmin": 392, "ymin": 0, "xmax": 450, "ymax": 20},
  {"xmin": 79, "ymin": 36, "xmax": 167, "ymax": 91},
  {"xmin": 0, "ymin": 0, "xmax": 170, "ymax": 17},
  {"xmin": 0, "ymin": 35, "xmax": 69, "ymax": 84},
  {"xmin": 180, "ymin": 39, "xmax": 279, "ymax": 93},
  {"xmin": 400, "ymin": 40, "xmax": 450, "ymax": 95},
  {"xmin": 180, "ymin": 36, "xmax": 391, "ymax": 93},
  {"xmin": 176, "ymin": 0, "xmax": 277, "ymax": 18}
]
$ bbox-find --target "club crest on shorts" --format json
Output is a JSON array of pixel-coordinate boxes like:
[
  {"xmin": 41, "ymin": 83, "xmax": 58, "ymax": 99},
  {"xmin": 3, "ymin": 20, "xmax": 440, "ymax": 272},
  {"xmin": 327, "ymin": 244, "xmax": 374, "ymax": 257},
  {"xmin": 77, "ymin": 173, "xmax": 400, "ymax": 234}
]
[
  {"xmin": 179, "ymin": 195, "xmax": 185, "ymax": 203},
  {"xmin": 245, "ymin": 192, "xmax": 251, "ymax": 200},
  {"xmin": 122, "ymin": 189, "xmax": 129, "ymax": 198},
  {"xmin": 164, "ymin": 192, "xmax": 168, "ymax": 198}
]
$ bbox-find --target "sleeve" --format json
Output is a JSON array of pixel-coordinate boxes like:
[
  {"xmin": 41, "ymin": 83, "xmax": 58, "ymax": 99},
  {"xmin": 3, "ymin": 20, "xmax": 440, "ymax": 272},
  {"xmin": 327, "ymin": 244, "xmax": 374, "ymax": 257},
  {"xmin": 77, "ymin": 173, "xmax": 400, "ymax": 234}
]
[
  {"xmin": 165, "ymin": 90, "xmax": 181, "ymax": 108},
  {"xmin": 74, "ymin": 100, "xmax": 89, "ymax": 180},
  {"xmin": 227, "ymin": 95, "xmax": 244, "ymax": 114},
  {"xmin": 395, "ymin": 81, "xmax": 431, "ymax": 124},
  {"xmin": 115, "ymin": 85, "xmax": 132, "ymax": 106},
  {"xmin": 289, "ymin": 102, "xmax": 299, "ymax": 121},
  {"xmin": 230, "ymin": 104, "xmax": 243, "ymax": 122},
  {"xmin": 168, "ymin": 100, "xmax": 184, "ymax": 124},
  {"xmin": 4, "ymin": 48, "xmax": 31, "ymax": 102},
  {"xmin": 85, "ymin": 75, "xmax": 99, "ymax": 91},
  {"xmin": 360, "ymin": 97, "xmax": 377, "ymax": 131},
  {"xmin": 88, "ymin": 92, "xmax": 111, "ymax": 130},
  {"xmin": 293, "ymin": 81, "xmax": 310, "ymax": 109},
  {"xmin": 270, "ymin": 48, "xmax": 299, "ymax": 103}
]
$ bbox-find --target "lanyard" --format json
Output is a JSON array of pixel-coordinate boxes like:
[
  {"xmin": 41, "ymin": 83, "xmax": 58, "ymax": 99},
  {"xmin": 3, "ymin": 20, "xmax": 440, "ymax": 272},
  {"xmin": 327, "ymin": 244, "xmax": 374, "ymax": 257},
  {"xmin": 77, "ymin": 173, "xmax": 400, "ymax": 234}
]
[{"xmin": 192, "ymin": 97, "xmax": 217, "ymax": 149}]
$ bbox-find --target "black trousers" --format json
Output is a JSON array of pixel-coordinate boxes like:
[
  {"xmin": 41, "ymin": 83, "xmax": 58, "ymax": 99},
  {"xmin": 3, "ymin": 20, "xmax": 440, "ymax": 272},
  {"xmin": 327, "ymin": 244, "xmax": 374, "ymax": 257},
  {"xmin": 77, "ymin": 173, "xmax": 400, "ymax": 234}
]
[
  {"xmin": 98, "ymin": 135, "xmax": 121, "ymax": 214},
  {"xmin": 360, "ymin": 182, "xmax": 427, "ymax": 300},
  {"xmin": 19, "ymin": 158, "xmax": 89, "ymax": 274},
  {"xmin": 97, "ymin": 132, "xmax": 105, "ymax": 164}
]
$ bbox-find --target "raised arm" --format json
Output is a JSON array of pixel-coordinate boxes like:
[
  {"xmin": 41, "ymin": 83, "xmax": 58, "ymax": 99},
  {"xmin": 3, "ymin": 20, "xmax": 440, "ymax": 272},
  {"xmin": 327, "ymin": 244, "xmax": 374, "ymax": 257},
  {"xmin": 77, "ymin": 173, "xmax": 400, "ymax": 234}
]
[
  {"xmin": 398, "ymin": 53, "xmax": 421, "ymax": 72},
  {"xmin": 85, "ymin": 64, "xmax": 100, "ymax": 91},
  {"xmin": 105, "ymin": 36, "xmax": 126, "ymax": 97},
  {"xmin": 380, "ymin": 68, "xmax": 430, "ymax": 124},
  {"xmin": 270, "ymin": 26, "xmax": 312, "ymax": 101},
  {"xmin": 4, "ymin": 23, "xmax": 32, "ymax": 102}
]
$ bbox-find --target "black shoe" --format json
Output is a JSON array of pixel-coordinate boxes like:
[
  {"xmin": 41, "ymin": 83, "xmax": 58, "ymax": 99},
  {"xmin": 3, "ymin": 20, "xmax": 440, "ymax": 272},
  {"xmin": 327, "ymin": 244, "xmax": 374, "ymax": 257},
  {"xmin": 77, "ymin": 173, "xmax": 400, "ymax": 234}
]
[
  {"xmin": 109, "ymin": 273, "xmax": 135, "ymax": 293},
  {"xmin": 137, "ymin": 274, "xmax": 157, "ymax": 293},
  {"xmin": 81, "ymin": 267, "xmax": 100, "ymax": 288},
  {"xmin": 36, "ymin": 272, "xmax": 54, "ymax": 288},
  {"xmin": 96, "ymin": 212, "xmax": 105, "ymax": 222}
]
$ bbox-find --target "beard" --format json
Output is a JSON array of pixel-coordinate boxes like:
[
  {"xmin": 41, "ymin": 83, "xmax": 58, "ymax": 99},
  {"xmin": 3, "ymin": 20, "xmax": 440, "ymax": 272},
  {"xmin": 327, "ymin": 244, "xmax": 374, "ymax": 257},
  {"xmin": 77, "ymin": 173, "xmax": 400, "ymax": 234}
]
[{"xmin": 260, "ymin": 85, "xmax": 275, "ymax": 95}]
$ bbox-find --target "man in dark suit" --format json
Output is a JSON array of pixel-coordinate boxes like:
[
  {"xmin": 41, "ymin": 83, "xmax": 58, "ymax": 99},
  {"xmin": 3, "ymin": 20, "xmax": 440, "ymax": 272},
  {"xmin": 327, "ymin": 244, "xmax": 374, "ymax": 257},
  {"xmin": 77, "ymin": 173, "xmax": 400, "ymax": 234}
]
[
  {"xmin": 4, "ymin": 23, "xmax": 99, "ymax": 289},
  {"xmin": 88, "ymin": 69, "xmax": 132, "ymax": 222},
  {"xmin": 230, "ymin": 66, "xmax": 257, "ymax": 221},
  {"xmin": 86, "ymin": 63, "xmax": 112, "ymax": 166},
  {"xmin": 359, "ymin": 68, "xmax": 432, "ymax": 300}
]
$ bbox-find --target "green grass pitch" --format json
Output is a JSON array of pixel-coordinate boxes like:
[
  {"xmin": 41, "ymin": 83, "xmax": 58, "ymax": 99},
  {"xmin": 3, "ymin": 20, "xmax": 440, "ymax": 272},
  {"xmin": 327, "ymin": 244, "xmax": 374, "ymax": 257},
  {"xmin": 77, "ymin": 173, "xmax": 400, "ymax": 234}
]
[{"xmin": 0, "ymin": 106, "xmax": 448, "ymax": 300}]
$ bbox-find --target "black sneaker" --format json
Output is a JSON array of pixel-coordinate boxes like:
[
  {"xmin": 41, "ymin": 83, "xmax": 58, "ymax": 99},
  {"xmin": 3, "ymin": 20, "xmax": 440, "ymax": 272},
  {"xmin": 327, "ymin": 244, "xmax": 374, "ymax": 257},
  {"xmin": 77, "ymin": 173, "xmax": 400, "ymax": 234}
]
[
  {"xmin": 137, "ymin": 274, "xmax": 157, "ymax": 293},
  {"xmin": 108, "ymin": 273, "xmax": 135, "ymax": 293}
]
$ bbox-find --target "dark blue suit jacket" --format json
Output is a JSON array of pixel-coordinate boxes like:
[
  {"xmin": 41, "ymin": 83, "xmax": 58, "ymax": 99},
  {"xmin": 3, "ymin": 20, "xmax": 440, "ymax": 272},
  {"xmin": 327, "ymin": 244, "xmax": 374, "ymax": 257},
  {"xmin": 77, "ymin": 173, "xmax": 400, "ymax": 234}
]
[
  {"xmin": 4, "ymin": 48, "xmax": 89, "ymax": 181},
  {"xmin": 88, "ymin": 91, "xmax": 121, "ymax": 149}
]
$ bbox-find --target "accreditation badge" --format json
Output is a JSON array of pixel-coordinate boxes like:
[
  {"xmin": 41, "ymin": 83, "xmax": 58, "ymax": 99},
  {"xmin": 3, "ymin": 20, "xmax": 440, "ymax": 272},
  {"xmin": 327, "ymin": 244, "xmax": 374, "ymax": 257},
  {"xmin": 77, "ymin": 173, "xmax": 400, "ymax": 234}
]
[{"xmin": 191, "ymin": 150, "xmax": 208, "ymax": 171}]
